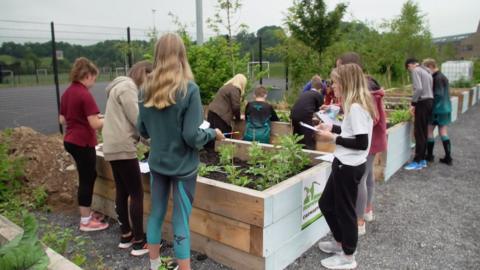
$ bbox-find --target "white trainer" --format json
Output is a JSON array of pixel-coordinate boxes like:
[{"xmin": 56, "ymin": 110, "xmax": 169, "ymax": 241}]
[
  {"xmin": 318, "ymin": 241, "xmax": 343, "ymax": 254},
  {"xmin": 358, "ymin": 222, "xmax": 366, "ymax": 236},
  {"xmin": 321, "ymin": 253, "xmax": 357, "ymax": 270},
  {"xmin": 364, "ymin": 210, "xmax": 374, "ymax": 222}
]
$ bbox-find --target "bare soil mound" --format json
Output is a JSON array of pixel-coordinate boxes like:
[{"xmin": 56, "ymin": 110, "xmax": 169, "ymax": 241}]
[{"xmin": 1, "ymin": 127, "xmax": 78, "ymax": 210}]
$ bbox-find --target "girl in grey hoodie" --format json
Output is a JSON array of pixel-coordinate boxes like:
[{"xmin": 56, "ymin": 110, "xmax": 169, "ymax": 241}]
[{"xmin": 102, "ymin": 61, "xmax": 152, "ymax": 256}]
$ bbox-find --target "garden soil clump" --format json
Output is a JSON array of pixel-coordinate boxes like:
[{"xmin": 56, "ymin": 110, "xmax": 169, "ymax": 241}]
[{"xmin": 1, "ymin": 127, "xmax": 78, "ymax": 210}]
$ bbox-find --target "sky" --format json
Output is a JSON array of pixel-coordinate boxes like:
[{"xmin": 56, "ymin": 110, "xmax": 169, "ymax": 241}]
[{"xmin": 1, "ymin": 0, "xmax": 479, "ymax": 44}]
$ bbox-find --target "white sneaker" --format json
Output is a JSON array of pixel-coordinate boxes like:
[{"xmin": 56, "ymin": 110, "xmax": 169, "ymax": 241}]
[
  {"xmin": 318, "ymin": 241, "xmax": 343, "ymax": 254},
  {"xmin": 321, "ymin": 253, "xmax": 357, "ymax": 270},
  {"xmin": 364, "ymin": 210, "xmax": 374, "ymax": 222},
  {"xmin": 358, "ymin": 223, "xmax": 366, "ymax": 236}
]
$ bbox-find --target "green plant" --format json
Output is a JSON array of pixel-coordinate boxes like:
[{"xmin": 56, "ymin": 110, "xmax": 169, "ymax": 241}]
[
  {"xmin": 157, "ymin": 256, "xmax": 178, "ymax": 270},
  {"xmin": 0, "ymin": 130, "xmax": 24, "ymax": 203},
  {"xmin": 198, "ymin": 163, "xmax": 222, "ymax": 177},
  {"xmin": 218, "ymin": 144, "xmax": 236, "ymax": 166},
  {"xmin": 389, "ymin": 109, "xmax": 412, "ymax": 125},
  {"xmin": 137, "ymin": 143, "xmax": 149, "ymax": 161},
  {"xmin": 277, "ymin": 111, "xmax": 290, "ymax": 122},
  {"xmin": 450, "ymin": 77, "xmax": 474, "ymax": 88},
  {"xmin": 41, "ymin": 224, "xmax": 95, "ymax": 268},
  {"xmin": 31, "ymin": 186, "xmax": 48, "ymax": 209},
  {"xmin": 224, "ymin": 165, "xmax": 251, "ymax": 187},
  {"xmin": 0, "ymin": 214, "xmax": 49, "ymax": 270}
]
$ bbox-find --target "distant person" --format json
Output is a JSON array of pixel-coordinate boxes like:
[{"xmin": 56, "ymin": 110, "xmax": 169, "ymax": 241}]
[
  {"xmin": 290, "ymin": 76, "xmax": 324, "ymax": 149},
  {"xmin": 316, "ymin": 63, "xmax": 375, "ymax": 270},
  {"xmin": 205, "ymin": 73, "xmax": 246, "ymax": 149},
  {"xmin": 336, "ymin": 52, "xmax": 387, "ymax": 236},
  {"xmin": 243, "ymin": 85, "xmax": 279, "ymax": 143},
  {"xmin": 102, "ymin": 61, "xmax": 152, "ymax": 256},
  {"xmin": 137, "ymin": 33, "xmax": 224, "ymax": 270},
  {"xmin": 303, "ymin": 74, "xmax": 323, "ymax": 92},
  {"xmin": 404, "ymin": 58, "xmax": 434, "ymax": 170},
  {"xmin": 423, "ymin": 58, "xmax": 453, "ymax": 165},
  {"xmin": 59, "ymin": 57, "xmax": 108, "ymax": 232}
]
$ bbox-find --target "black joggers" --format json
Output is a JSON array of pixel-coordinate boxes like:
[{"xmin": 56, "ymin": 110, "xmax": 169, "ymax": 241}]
[
  {"xmin": 110, "ymin": 159, "xmax": 145, "ymax": 240},
  {"xmin": 413, "ymin": 99, "xmax": 433, "ymax": 162},
  {"xmin": 64, "ymin": 141, "xmax": 97, "ymax": 207},
  {"xmin": 319, "ymin": 158, "xmax": 366, "ymax": 255}
]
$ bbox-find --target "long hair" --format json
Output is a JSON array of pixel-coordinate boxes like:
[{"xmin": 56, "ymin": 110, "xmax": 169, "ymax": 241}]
[
  {"xmin": 224, "ymin": 74, "xmax": 247, "ymax": 95},
  {"xmin": 143, "ymin": 33, "xmax": 193, "ymax": 109},
  {"xmin": 330, "ymin": 64, "xmax": 376, "ymax": 119}
]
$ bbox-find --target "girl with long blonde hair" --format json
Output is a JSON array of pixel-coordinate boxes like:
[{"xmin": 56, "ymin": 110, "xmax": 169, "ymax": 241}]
[
  {"xmin": 137, "ymin": 33, "xmax": 224, "ymax": 270},
  {"xmin": 315, "ymin": 63, "xmax": 375, "ymax": 270}
]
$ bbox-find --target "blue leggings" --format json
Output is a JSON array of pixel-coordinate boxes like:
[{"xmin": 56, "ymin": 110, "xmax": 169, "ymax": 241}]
[{"xmin": 147, "ymin": 170, "xmax": 197, "ymax": 259}]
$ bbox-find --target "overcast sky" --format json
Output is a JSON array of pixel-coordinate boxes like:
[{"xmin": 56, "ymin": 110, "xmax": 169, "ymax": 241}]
[{"xmin": 1, "ymin": 0, "xmax": 479, "ymax": 44}]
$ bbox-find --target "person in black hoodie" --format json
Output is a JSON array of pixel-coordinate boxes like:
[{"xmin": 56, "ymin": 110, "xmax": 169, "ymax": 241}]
[{"xmin": 290, "ymin": 76, "xmax": 324, "ymax": 149}]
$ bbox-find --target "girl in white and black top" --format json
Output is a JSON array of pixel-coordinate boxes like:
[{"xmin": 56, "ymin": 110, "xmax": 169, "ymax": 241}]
[{"xmin": 315, "ymin": 63, "xmax": 376, "ymax": 270}]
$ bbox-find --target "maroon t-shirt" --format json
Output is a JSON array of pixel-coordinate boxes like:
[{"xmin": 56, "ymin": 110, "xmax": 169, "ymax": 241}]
[{"xmin": 60, "ymin": 82, "xmax": 100, "ymax": 147}]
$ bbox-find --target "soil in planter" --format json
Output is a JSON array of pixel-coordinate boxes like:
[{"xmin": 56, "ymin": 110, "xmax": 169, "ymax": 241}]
[{"xmin": 199, "ymin": 150, "xmax": 311, "ymax": 190}]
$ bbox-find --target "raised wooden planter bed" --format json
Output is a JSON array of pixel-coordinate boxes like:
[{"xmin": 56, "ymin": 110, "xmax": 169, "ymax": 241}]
[
  {"xmin": 374, "ymin": 121, "xmax": 413, "ymax": 182},
  {"xmin": 92, "ymin": 140, "xmax": 332, "ymax": 270},
  {"xmin": 451, "ymin": 88, "xmax": 470, "ymax": 114}
]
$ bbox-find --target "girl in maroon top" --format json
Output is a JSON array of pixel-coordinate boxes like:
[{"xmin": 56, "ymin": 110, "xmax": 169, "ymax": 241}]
[{"xmin": 60, "ymin": 57, "xmax": 108, "ymax": 232}]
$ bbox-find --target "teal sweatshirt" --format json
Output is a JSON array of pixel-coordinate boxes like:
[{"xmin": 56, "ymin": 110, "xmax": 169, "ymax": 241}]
[{"xmin": 137, "ymin": 81, "xmax": 216, "ymax": 176}]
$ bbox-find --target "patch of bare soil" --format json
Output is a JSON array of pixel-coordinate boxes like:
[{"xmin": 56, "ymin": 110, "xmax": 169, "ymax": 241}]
[{"xmin": 1, "ymin": 127, "xmax": 78, "ymax": 211}]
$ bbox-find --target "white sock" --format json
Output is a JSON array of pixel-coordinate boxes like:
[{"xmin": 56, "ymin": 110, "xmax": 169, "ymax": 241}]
[
  {"xmin": 80, "ymin": 215, "xmax": 92, "ymax": 225},
  {"xmin": 150, "ymin": 258, "xmax": 161, "ymax": 270}
]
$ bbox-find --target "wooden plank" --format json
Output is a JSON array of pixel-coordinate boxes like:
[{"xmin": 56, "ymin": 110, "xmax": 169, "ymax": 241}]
[
  {"xmin": 93, "ymin": 185, "xmax": 257, "ymax": 254},
  {"xmin": 451, "ymin": 96, "xmax": 458, "ymax": 122},
  {"xmin": 94, "ymin": 154, "xmax": 267, "ymax": 227},
  {"xmin": 384, "ymin": 122, "xmax": 413, "ymax": 181},
  {"xmin": 162, "ymin": 221, "xmax": 266, "ymax": 270},
  {"xmin": 195, "ymin": 177, "xmax": 267, "ymax": 227},
  {"xmin": 472, "ymin": 88, "xmax": 477, "ymax": 106},
  {"xmin": 266, "ymin": 218, "xmax": 330, "ymax": 270},
  {"xmin": 263, "ymin": 207, "xmax": 302, "ymax": 257},
  {"xmin": 462, "ymin": 92, "xmax": 469, "ymax": 113}
]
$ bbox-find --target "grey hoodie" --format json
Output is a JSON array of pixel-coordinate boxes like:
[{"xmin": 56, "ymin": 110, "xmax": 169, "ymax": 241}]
[
  {"xmin": 102, "ymin": 76, "xmax": 140, "ymax": 161},
  {"xmin": 411, "ymin": 65, "xmax": 433, "ymax": 105}
]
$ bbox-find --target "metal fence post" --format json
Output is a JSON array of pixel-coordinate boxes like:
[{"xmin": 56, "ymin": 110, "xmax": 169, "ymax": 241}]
[
  {"xmin": 127, "ymin": 27, "xmax": 132, "ymax": 69},
  {"xmin": 259, "ymin": 37, "xmax": 263, "ymax": 85},
  {"xmin": 50, "ymin": 21, "xmax": 62, "ymax": 134}
]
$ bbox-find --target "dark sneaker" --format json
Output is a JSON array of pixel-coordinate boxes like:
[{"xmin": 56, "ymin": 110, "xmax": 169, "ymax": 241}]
[
  {"xmin": 118, "ymin": 234, "xmax": 133, "ymax": 249},
  {"xmin": 130, "ymin": 240, "xmax": 149, "ymax": 256},
  {"xmin": 439, "ymin": 157, "xmax": 453, "ymax": 165}
]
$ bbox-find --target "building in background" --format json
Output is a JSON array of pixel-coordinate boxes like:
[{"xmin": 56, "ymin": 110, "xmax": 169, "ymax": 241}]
[{"xmin": 433, "ymin": 21, "xmax": 480, "ymax": 60}]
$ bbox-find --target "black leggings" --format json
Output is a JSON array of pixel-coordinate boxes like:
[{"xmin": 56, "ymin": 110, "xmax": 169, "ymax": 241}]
[
  {"xmin": 110, "ymin": 159, "xmax": 145, "ymax": 240},
  {"xmin": 64, "ymin": 142, "xmax": 97, "ymax": 207},
  {"xmin": 319, "ymin": 158, "xmax": 366, "ymax": 255}
]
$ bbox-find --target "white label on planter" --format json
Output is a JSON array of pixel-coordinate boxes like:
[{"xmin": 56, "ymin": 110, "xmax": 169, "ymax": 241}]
[{"xmin": 302, "ymin": 168, "xmax": 329, "ymax": 230}]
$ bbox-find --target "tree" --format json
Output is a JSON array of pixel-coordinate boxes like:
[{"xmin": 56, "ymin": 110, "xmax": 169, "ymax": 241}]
[
  {"xmin": 286, "ymin": 0, "xmax": 347, "ymax": 56},
  {"xmin": 207, "ymin": 0, "xmax": 247, "ymax": 75}
]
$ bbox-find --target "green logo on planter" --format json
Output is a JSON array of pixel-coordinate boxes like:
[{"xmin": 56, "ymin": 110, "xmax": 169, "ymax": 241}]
[{"xmin": 302, "ymin": 178, "xmax": 324, "ymax": 230}]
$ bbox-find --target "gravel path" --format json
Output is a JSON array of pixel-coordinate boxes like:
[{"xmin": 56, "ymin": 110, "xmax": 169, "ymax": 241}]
[{"xmin": 40, "ymin": 104, "xmax": 480, "ymax": 270}]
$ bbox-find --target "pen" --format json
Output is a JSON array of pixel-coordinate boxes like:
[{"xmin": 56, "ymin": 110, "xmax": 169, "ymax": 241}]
[{"xmin": 223, "ymin": 131, "xmax": 240, "ymax": 136}]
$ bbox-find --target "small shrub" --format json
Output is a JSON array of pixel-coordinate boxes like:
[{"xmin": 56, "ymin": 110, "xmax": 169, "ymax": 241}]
[
  {"xmin": 389, "ymin": 109, "xmax": 412, "ymax": 126},
  {"xmin": 218, "ymin": 144, "xmax": 235, "ymax": 166}
]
